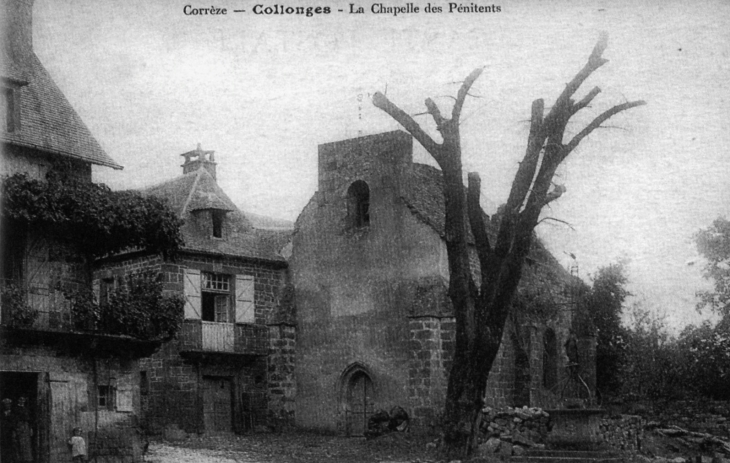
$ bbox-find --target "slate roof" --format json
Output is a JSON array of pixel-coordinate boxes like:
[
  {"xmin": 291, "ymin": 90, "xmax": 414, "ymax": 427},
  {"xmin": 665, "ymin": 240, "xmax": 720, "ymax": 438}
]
[
  {"xmin": 1, "ymin": 51, "xmax": 121, "ymax": 169},
  {"xmin": 142, "ymin": 167, "xmax": 288, "ymax": 263}
]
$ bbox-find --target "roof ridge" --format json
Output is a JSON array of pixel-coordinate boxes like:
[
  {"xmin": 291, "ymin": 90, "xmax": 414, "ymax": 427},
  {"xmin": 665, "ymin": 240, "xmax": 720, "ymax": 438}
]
[
  {"xmin": 143, "ymin": 170, "xmax": 197, "ymax": 191},
  {"xmin": 180, "ymin": 168, "xmax": 203, "ymax": 217}
]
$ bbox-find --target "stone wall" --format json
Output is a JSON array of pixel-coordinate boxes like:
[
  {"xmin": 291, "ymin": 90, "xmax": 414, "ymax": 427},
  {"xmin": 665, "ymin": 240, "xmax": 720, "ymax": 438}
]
[
  {"xmin": 0, "ymin": 342, "xmax": 144, "ymax": 463},
  {"xmin": 599, "ymin": 400, "xmax": 730, "ymax": 460},
  {"xmin": 293, "ymin": 131, "xmax": 578, "ymax": 434},
  {"xmin": 267, "ymin": 324, "xmax": 296, "ymax": 428},
  {"xmin": 95, "ymin": 251, "xmax": 291, "ymax": 435},
  {"xmin": 406, "ymin": 316, "xmax": 538, "ymax": 428},
  {"xmin": 407, "ymin": 316, "xmax": 452, "ymax": 429}
]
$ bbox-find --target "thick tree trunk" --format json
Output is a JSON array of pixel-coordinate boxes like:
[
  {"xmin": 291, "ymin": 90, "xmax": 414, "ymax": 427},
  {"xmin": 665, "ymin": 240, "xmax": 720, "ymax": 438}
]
[{"xmin": 373, "ymin": 33, "xmax": 645, "ymax": 459}]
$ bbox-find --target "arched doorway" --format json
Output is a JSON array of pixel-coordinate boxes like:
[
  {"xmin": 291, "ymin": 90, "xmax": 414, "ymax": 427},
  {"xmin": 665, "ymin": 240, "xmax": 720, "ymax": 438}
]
[{"xmin": 339, "ymin": 363, "xmax": 375, "ymax": 436}]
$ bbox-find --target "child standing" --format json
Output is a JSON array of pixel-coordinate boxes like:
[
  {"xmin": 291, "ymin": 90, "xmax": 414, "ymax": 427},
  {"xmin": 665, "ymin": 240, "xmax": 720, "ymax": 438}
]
[{"xmin": 68, "ymin": 427, "xmax": 87, "ymax": 462}]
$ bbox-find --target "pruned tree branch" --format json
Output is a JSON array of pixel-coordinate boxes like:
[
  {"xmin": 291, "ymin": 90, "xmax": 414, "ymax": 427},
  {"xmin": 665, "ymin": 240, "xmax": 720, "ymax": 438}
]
[
  {"xmin": 372, "ymin": 91, "xmax": 442, "ymax": 158},
  {"xmin": 554, "ymin": 32, "xmax": 609, "ymax": 111},
  {"xmin": 537, "ymin": 216, "xmax": 576, "ymax": 231},
  {"xmin": 542, "ymin": 183, "xmax": 566, "ymax": 206},
  {"xmin": 570, "ymin": 86, "xmax": 601, "ymax": 115},
  {"xmin": 453, "ymin": 67, "xmax": 484, "ymax": 121},
  {"xmin": 506, "ymin": 98, "xmax": 545, "ymax": 212},
  {"xmin": 425, "ymin": 98, "xmax": 447, "ymax": 129},
  {"xmin": 562, "ymin": 99, "xmax": 647, "ymax": 159}
]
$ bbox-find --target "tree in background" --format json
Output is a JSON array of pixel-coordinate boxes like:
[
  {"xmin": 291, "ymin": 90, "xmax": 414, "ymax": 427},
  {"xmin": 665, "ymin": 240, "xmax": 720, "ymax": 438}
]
[
  {"xmin": 621, "ymin": 305, "xmax": 684, "ymax": 399},
  {"xmin": 584, "ymin": 262, "xmax": 631, "ymax": 399},
  {"xmin": 695, "ymin": 217, "xmax": 730, "ymax": 319},
  {"xmin": 683, "ymin": 217, "xmax": 730, "ymax": 399},
  {"xmin": 677, "ymin": 319, "xmax": 730, "ymax": 399},
  {"xmin": 373, "ymin": 34, "xmax": 645, "ymax": 456}
]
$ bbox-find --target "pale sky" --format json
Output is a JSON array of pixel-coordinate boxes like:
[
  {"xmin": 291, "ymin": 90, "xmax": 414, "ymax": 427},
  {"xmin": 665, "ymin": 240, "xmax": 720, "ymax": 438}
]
[{"xmin": 32, "ymin": 0, "xmax": 730, "ymax": 331}]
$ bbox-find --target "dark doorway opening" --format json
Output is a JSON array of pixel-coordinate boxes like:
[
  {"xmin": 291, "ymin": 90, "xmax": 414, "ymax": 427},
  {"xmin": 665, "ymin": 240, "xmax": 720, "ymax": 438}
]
[{"xmin": 0, "ymin": 372, "xmax": 40, "ymax": 463}]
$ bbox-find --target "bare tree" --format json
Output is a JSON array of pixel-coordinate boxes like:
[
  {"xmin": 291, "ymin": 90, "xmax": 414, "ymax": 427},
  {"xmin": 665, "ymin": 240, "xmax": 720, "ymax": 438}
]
[{"xmin": 373, "ymin": 33, "xmax": 645, "ymax": 457}]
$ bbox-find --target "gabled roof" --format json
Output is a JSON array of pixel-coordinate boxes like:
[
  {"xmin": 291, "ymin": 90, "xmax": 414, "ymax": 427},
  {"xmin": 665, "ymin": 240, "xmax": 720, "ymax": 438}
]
[
  {"xmin": 401, "ymin": 163, "xmax": 454, "ymax": 238},
  {"xmin": 146, "ymin": 168, "xmax": 239, "ymax": 216},
  {"xmin": 1, "ymin": 52, "xmax": 121, "ymax": 169},
  {"xmin": 143, "ymin": 167, "xmax": 287, "ymax": 263}
]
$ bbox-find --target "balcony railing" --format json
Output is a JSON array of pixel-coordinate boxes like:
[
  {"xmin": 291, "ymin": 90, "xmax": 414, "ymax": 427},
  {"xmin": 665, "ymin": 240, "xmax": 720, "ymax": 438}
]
[
  {"xmin": 0, "ymin": 279, "xmax": 81, "ymax": 331},
  {"xmin": 180, "ymin": 320, "xmax": 268, "ymax": 356}
]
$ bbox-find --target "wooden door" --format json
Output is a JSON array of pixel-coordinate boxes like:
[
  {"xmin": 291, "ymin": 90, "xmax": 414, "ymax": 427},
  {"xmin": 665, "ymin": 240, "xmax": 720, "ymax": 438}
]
[
  {"xmin": 346, "ymin": 373, "xmax": 373, "ymax": 436},
  {"xmin": 36, "ymin": 373, "xmax": 51, "ymax": 463},
  {"xmin": 202, "ymin": 377, "xmax": 233, "ymax": 433}
]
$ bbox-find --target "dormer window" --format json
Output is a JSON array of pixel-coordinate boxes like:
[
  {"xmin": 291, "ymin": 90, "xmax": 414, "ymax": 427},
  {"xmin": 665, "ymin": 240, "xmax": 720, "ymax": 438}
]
[
  {"xmin": 212, "ymin": 210, "xmax": 226, "ymax": 238},
  {"xmin": 1, "ymin": 87, "xmax": 17, "ymax": 132},
  {"xmin": 1, "ymin": 78, "xmax": 25, "ymax": 133},
  {"xmin": 347, "ymin": 180, "xmax": 370, "ymax": 228}
]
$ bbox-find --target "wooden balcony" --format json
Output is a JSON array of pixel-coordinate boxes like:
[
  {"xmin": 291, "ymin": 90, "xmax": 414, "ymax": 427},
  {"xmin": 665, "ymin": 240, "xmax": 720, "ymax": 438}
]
[
  {"xmin": 0, "ymin": 280, "xmax": 161, "ymax": 357},
  {"xmin": 179, "ymin": 320, "xmax": 268, "ymax": 357},
  {"xmin": 1, "ymin": 280, "xmax": 79, "ymax": 331}
]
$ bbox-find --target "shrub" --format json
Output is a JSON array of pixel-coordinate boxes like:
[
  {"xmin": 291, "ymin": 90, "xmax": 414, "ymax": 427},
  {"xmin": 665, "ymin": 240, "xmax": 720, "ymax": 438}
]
[{"xmin": 0, "ymin": 284, "xmax": 38, "ymax": 328}]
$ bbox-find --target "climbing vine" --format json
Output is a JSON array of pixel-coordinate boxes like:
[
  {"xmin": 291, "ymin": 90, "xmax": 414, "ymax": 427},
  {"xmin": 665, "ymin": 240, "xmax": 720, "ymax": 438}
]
[
  {"xmin": 65, "ymin": 271, "xmax": 184, "ymax": 341},
  {"xmin": 1, "ymin": 171, "xmax": 183, "ymax": 258},
  {"xmin": 0, "ymin": 284, "xmax": 38, "ymax": 328}
]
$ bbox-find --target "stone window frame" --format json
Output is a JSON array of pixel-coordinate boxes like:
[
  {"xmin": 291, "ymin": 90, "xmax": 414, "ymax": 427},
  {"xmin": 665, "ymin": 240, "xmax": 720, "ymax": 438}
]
[{"xmin": 346, "ymin": 180, "xmax": 371, "ymax": 228}]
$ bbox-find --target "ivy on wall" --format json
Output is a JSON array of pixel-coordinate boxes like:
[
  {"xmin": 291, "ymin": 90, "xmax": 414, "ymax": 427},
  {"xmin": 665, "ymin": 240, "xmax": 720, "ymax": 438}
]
[
  {"xmin": 65, "ymin": 271, "xmax": 184, "ymax": 341},
  {"xmin": 1, "ymin": 171, "xmax": 183, "ymax": 258}
]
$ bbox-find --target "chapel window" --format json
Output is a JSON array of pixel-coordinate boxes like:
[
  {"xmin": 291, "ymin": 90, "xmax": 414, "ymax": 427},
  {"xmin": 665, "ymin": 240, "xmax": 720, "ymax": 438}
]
[
  {"xmin": 543, "ymin": 328, "xmax": 558, "ymax": 390},
  {"xmin": 347, "ymin": 180, "xmax": 370, "ymax": 228}
]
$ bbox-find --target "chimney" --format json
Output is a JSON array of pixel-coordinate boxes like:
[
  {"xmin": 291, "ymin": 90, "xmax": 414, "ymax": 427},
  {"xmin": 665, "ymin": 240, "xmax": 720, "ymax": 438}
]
[
  {"xmin": 3, "ymin": 0, "xmax": 35, "ymax": 62},
  {"xmin": 180, "ymin": 144, "xmax": 217, "ymax": 180}
]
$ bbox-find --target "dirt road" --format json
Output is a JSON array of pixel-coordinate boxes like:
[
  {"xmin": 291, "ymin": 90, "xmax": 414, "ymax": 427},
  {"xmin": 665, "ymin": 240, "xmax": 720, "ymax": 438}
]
[{"xmin": 143, "ymin": 432, "xmax": 435, "ymax": 463}]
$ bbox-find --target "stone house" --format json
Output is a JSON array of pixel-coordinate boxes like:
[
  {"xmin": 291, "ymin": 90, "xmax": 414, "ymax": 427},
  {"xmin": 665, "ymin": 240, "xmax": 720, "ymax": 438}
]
[
  {"xmin": 95, "ymin": 146, "xmax": 295, "ymax": 436},
  {"xmin": 290, "ymin": 131, "xmax": 584, "ymax": 436},
  {"xmin": 1, "ymin": 0, "xmax": 149, "ymax": 461}
]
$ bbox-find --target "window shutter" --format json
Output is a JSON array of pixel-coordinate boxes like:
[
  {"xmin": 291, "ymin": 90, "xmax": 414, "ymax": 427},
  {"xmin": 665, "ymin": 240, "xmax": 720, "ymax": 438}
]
[
  {"xmin": 184, "ymin": 269, "xmax": 202, "ymax": 319},
  {"xmin": 235, "ymin": 275, "xmax": 255, "ymax": 324},
  {"xmin": 92, "ymin": 279, "xmax": 100, "ymax": 304},
  {"xmin": 116, "ymin": 385, "xmax": 133, "ymax": 412}
]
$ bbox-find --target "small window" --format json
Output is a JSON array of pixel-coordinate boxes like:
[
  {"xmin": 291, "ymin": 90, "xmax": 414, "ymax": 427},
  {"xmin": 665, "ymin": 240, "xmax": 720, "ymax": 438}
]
[
  {"xmin": 201, "ymin": 272, "xmax": 231, "ymax": 322},
  {"xmin": 97, "ymin": 385, "xmax": 116, "ymax": 410},
  {"xmin": 140, "ymin": 371, "xmax": 149, "ymax": 396},
  {"xmin": 2, "ymin": 87, "xmax": 15, "ymax": 133},
  {"xmin": 100, "ymin": 278, "xmax": 115, "ymax": 307},
  {"xmin": 347, "ymin": 180, "xmax": 370, "ymax": 228},
  {"xmin": 203, "ymin": 273, "xmax": 230, "ymax": 292},
  {"xmin": 212, "ymin": 210, "xmax": 226, "ymax": 238}
]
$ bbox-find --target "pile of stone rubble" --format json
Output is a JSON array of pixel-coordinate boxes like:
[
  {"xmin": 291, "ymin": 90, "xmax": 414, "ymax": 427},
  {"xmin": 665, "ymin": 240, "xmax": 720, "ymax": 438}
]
[{"xmin": 476, "ymin": 406, "xmax": 550, "ymax": 457}]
